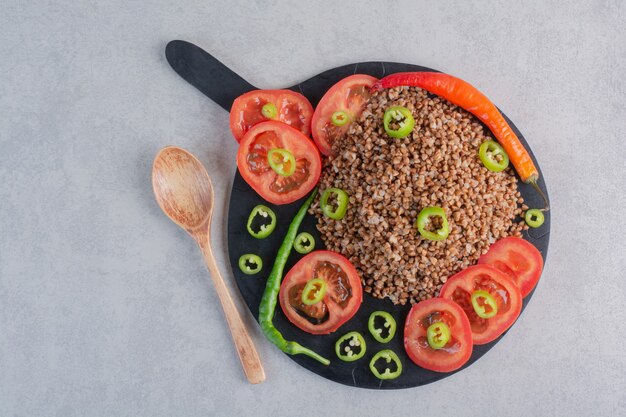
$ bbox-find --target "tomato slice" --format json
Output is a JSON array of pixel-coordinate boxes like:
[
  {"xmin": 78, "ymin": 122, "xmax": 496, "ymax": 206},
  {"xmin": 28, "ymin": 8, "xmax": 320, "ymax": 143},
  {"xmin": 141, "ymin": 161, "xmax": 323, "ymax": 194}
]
[
  {"xmin": 279, "ymin": 250, "xmax": 363, "ymax": 335},
  {"xmin": 478, "ymin": 237, "xmax": 544, "ymax": 298},
  {"xmin": 237, "ymin": 121, "xmax": 321, "ymax": 205},
  {"xmin": 404, "ymin": 298, "xmax": 473, "ymax": 373},
  {"xmin": 440, "ymin": 264, "xmax": 522, "ymax": 345},
  {"xmin": 230, "ymin": 90, "xmax": 314, "ymax": 142},
  {"xmin": 311, "ymin": 74, "xmax": 378, "ymax": 156}
]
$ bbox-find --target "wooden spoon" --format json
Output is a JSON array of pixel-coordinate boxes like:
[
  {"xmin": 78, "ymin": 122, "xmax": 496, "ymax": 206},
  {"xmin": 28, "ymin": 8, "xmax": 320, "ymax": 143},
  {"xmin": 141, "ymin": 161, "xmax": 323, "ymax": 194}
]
[{"xmin": 152, "ymin": 146, "xmax": 265, "ymax": 384}]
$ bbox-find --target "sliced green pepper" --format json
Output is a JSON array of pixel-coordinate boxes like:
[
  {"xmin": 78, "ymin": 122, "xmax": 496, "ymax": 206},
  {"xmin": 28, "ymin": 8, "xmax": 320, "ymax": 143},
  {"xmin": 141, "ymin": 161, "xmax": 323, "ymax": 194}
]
[
  {"xmin": 331, "ymin": 111, "xmax": 349, "ymax": 126},
  {"xmin": 294, "ymin": 232, "xmax": 315, "ymax": 254},
  {"xmin": 321, "ymin": 188, "xmax": 349, "ymax": 220},
  {"xmin": 368, "ymin": 311, "xmax": 396, "ymax": 343},
  {"xmin": 416, "ymin": 206, "xmax": 450, "ymax": 241},
  {"xmin": 383, "ymin": 106, "xmax": 415, "ymax": 138},
  {"xmin": 246, "ymin": 205, "xmax": 277, "ymax": 239},
  {"xmin": 479, "ymin": 140, "xmax": 510, "ymax": 172},
  {"xmin": 369, "ymin": 349, "xmax": 402, "ymax": 380},
  {"xmin": 471, "ymin": 290, "xmax": 498, "ymax": 319},
  {"xmin": 525, "ymin": 209, "xmax": 545, "ymax": 228},
  {"xmin": 267, "ymin": 148, "xmax": 296, "ymax": 177},
  {"xmin": 238, "ymin": 254, "xmax": 262, "ymax": 275},
  {"xmin": 335, "ymin": 331, "xmax": 366, "ymax": 362},
  {"xmin": 426, "ymin": 321, "xmax": 451, "ymax": 349},
  {"xmin": 261, "ymin": 102, "xmax": 278, "ymax": 119},
  {"xmin": 301, "ymin": 278, "xmax": 327, "ymax": 306}
]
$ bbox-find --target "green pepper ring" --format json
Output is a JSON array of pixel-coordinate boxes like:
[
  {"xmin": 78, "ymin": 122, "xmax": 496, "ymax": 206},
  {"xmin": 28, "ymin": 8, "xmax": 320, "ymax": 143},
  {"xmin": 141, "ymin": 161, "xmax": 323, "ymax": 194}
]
[
  {"xmin": 369, "ymin": 349, "xmax": 403, "ymax": 380},
  {"xmin": 416, "ymin": 206, "xmax": 450, "ymax": 241},
  {"xmin": 383, "ymin": 106, "xmax": 415, "ymax": 139},
  {"xmin": 367, "ymin": 311, "xmax": 397, "ymax": 343},
  {"xmin": 335, "ymin": 331, "xmax": 367, "ymax": 362},
  {"xmin": 246, "ymin": 205, "xmax": 277, "ymax": 239},
  {"xmin": 301, "ymin": 278, "xmax": 327, "ymax": 306},
  {"xmin": 479, "ymin": 140, "xmax": 510, "ymax": 172},
  {"xmin": 261, "ymin": 102, "xmax": 278, "ymax": 119},
  {"xmin": 331, "ymin": 110, "xmax": 350, "ymax": 127},
  {"xmin": 294, "ymin": 232, "xmax": 315, "ymax": 254},
  {"xmin": 470, "ymin": 290, "xmax": 499, "ymax": 319},
  {"xmin": 267, "ymin": 148, "xmax": 296, "ymax": 177},
  {"xmin": 238, "ymin": 253, "xmax": 262, "ymax": 275},
  {"xmin": 525, "ymin": 209, "xmax": 545, "ymax": 228},
  {"xmin": 426, "ymin": 321, "xmax": 451, "ymax": 350},
  {"xmin": 320, "ymin": 187, "xmax": 349, "ymax": 220}
]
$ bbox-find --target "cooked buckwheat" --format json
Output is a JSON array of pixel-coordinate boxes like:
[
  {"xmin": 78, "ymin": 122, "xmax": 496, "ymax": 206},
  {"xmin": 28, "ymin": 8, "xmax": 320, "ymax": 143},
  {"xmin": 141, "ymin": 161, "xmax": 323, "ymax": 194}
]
[{"xmin": 311, "ymin": 86, "xmax": 528, "ymax": 305}]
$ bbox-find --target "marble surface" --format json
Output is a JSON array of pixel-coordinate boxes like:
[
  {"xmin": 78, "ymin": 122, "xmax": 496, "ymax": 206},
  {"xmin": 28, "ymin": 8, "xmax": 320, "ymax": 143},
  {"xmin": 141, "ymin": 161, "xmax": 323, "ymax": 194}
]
[{"xmin": 1, "ymin": 1, "xmax": 625, "ymax": 416}]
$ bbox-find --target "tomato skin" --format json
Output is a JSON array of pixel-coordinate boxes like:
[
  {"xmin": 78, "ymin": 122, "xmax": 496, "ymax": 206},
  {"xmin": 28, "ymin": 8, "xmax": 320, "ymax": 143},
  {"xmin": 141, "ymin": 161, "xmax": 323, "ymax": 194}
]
[
  {"xmin": 237, "ymin": 121, "xmax": 321, "ymax": 205},
  {"xmin": 440, "ymin": 264, "xmax": 522, "ymax": 345},
  {"xmin": 404, "ymin": 298, "xmax": 473, "ymax": 373},
  {"xmin": 279, "ymin": 251, "xmax": 363, "ymax": 335},
  {"xmin": 311, "ymin": 74, "xmax": 378, "ymax": 156},
  {"xmin": 478, "ymin": 237, "xmax": 544, "ymax": 298},
  {"xmin": 230, "ymin": 90, "xmax": 314, "ymax": 142}
]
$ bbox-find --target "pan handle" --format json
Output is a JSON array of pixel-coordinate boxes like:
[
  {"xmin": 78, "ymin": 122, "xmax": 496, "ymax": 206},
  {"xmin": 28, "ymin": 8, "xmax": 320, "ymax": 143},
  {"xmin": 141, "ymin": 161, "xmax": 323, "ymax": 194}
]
[{"xmin": 165, "ymin": 40, "xmax": 257, "ymax": 111}]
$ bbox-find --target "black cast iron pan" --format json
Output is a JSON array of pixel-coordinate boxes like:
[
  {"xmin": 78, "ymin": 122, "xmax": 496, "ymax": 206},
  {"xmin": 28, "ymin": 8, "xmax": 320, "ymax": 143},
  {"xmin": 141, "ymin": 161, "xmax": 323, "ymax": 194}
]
[{"xmin": 165, "ymin": 40, "xmax": 550, "ymax": 389}]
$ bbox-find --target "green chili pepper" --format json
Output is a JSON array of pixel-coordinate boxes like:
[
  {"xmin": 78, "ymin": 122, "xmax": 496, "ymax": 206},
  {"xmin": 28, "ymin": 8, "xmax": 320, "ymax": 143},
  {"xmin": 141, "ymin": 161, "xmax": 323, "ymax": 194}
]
[
  {"xmin": 471, "ymin": 290, "xmax": 498, "ymax": 319},
  {"xmin": 479, "ymin": 140, "xmax": 510, "ymax": 172},
  {"xmin": 258, "ymin": 190, "xmax": 330, "ymax": 365},
  {"xmin": 331, "ymin": 111, "xmax": 349, "ymax": 126},
  {"xmin": 335, "ymin": 331, "xmax": 366, "ymax": 362},
  {"xmin": 426, "ymin": 321, "xmax": 451, "ymax": 349},
  {"xmin": 301, "ymin": 278, "xmax": 327, "ymax": 306},
  {"xmin": 321, "ymin": 188, "xmax": 349, "ymax": 220},
  {"xmin": 416, "ymin": 206, "xmax": 450, "ymax": 241},
  {"xmin": 261, "ymin": 102, "xmax": 278, "ymax": 119},
  {"xmin": 369, "ymin": 349, "xmax": 402, "ymax": 380},
  {"xmin": 368, "ymin": 311, "xmax": 396, "ymax": 343},
  {"xmin": 246, "ymin": 205, "xmax": 277, "ymax": 239},
  {"xmin": 383, "ymin": 106, "xmax": 415, "ymax": 138},
  {"xmin": 294, "ymin": 232, "xmax": 315, "ymax": 254},
  {"xmin": 238, "ymin": 254, "xmax": 262, "ymax": 275},
  {"xmin": 267, "ymin": 148, "xmax": 296, "ymax": 177},
  {"xmin": 525, "ymin": 209, "xmax": 545, "ymax": 228}
]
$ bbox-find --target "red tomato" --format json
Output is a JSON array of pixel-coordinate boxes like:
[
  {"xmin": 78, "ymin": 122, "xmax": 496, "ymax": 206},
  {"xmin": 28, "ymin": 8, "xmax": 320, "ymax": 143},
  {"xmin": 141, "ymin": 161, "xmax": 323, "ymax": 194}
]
[
  {"xmin": 478, "ymin": 237, "xmax": 544, "ymax": 298},
  {"xmin": 404, "ymin": 298, "xmax": 473, "ymax": 373},
  {"xmin": 440, "ymin": 264, "xmax": 522, "ymax": 345},
  {"xmin": 236, "ymin": 121, "xmax": 321, "ymax": 205},
  {"xmin": 311, "ymin": 74, "xmax": 378, "ymax": 156},
  {"xmin": 279, "ymin": 251, "xmax": 363, "ymax": 335},
  {"xmin": 230, "ymin": 90, "xmax": 314, "ymax": 142}
]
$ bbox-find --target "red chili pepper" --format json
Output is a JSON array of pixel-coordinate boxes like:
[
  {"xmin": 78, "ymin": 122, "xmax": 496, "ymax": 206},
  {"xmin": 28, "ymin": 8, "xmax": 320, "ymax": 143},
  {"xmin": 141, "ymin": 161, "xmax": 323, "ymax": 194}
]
[{"xmin": 373, "ymin": 72, "xmax": 548, "ymax": 209}]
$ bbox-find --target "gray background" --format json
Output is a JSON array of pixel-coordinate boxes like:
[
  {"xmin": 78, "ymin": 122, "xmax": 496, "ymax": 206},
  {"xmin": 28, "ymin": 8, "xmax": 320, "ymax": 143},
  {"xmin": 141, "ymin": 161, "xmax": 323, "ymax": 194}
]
[{"xmin": 1, "ymin": 0, "xmax": 625, "ymax": 416}]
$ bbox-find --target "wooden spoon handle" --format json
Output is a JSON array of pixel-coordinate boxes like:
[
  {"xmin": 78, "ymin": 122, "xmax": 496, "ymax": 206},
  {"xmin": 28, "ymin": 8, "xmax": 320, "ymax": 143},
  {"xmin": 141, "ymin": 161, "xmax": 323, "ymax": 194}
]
[{"xmin": 196, "ymin": 238, "xmax": 266, "ymax": 384}]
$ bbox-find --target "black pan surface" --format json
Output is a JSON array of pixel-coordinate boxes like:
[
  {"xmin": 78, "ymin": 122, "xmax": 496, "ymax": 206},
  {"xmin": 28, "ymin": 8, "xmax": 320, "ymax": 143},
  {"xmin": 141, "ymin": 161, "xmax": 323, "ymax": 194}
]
[{"xmin": 165, "ymin": 40, "xmax": 550, "ymax": 389}]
